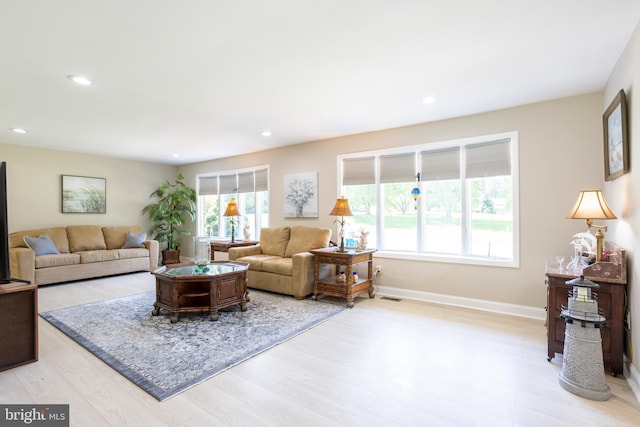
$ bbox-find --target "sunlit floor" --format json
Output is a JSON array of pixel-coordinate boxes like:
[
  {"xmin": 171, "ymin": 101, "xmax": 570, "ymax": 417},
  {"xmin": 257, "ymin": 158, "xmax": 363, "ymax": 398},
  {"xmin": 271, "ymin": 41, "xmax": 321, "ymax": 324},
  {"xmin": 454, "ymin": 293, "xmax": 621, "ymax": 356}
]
[{"xmin": 2, "ymin": 272, "xmax": 639, "ymax": 426}]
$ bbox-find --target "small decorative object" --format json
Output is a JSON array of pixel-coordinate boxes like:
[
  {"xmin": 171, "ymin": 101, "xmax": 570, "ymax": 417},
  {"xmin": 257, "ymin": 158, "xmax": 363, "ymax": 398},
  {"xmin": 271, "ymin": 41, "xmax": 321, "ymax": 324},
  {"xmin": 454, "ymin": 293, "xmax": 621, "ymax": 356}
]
[
  {"xmin": 193, "ymin": 236, "xmax": 210, "ymax": 272},
  {"xmin": 339, "ymin": 271, "xmax": 346, "ymax": 282},
  {"xmin": 353, "ymin": 271, "xmax": 358, "ymax": 282},
  {"xmin": 358, "ymin": 229, "xmax": 369, "ymax": 251},
  {"xmin": 559, "ymin": 275, "xmax": 611, "ymax": 401},
  {"xmin": 223, "ymin": 198, "xmax": 240, "ymax": 243},
  {"xmin": 603, "ymin": 89, "xmax": 629, "ymax": 181},
  {"xmin": 411, "ymin": 172, "xmax": 421, "ymax": 209},
  {"xmin": 329, "ymin": 196, "xmax": 353, "ymax": 252},
  {"xmin": 243, "ymin": 224, "xmax": 251, "ymax": 240}
]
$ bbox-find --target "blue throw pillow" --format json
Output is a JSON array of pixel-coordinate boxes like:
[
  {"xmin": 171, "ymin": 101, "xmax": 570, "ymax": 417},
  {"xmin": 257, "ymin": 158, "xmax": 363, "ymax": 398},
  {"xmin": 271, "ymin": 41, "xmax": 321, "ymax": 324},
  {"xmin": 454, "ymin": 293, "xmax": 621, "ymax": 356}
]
[
  {"xmin": 122, "ymin": 231, "xmax": 146, "ymax": 248},
  {"xmin": 24, "ymin": 234, "xmax": 60, "ymax": 256}
]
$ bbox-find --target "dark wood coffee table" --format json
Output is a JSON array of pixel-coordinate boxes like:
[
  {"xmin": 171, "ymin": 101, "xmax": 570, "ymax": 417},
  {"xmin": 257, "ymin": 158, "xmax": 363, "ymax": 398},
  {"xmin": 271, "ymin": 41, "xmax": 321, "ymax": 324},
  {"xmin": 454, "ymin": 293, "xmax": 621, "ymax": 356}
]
[{"xmin": 151, "ymin": 261, "xmax": 249, "ymax": 322}]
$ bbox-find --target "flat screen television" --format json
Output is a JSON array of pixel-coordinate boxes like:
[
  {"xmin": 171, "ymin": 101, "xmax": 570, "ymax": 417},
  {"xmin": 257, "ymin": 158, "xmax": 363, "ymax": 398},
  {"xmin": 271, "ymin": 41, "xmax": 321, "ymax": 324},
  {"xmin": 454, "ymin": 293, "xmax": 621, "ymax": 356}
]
[{"xmin": 0, "ymin": 161, "xmax": 10, "ymax": 283}]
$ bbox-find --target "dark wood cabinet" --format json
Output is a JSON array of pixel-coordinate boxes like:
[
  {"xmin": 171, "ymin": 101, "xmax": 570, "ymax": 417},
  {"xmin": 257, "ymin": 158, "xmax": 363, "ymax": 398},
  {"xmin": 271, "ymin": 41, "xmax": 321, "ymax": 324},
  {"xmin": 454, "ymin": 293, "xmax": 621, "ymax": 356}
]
[
  {"xmin": 0, "ymin": 281, "xmax": 38, "ymax": 371},
  {"xmin": 545, "ymin": 252, "xmax": 627, "ymax": 376}
]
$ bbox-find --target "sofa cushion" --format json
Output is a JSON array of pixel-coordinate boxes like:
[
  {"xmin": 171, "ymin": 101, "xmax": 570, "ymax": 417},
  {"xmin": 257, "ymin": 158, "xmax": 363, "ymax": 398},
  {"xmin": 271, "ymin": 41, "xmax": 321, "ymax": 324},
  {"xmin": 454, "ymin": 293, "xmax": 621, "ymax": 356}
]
[
  {"xmin": 102, "ymin": 226, "xmax": 143, "ymax": 249},
  {"xmin": 24, "ymin": 234, "xmax": 60, "ymax": 256},
  {"xmin": 10, "ymin": 227, "xmax": 70, "ymax": 253},
  {"xmin": 261, "ymin": 257, "xmax": 293, "ymax": 276},
  {"xmin": 122, "ymin": 231, "xmax": 146, "ymax": 248},
  {"xmin": 67, "ymin": 225, "xmax": 107, "ymax": 252},
  {"xmin": 259, "ymin": 226, "xmax": 290, "ymax": 257},
  {"xmin": 117, "ymin": 248, "xmax": 149, "ymax": 259},
  {"xmin": 235, "ymin": 254, "xmax": 282, "ymax": 271},
  {"xmin": 284, "ymin": 226, "xmax": 331, "ymax": 258},
  {"xmin": 34, "ymin": 253, "xmax": 81, "ymax": 269},
  {"xmin": 78, "ymin": 250, "xmax": 119, "ymax": 264}
]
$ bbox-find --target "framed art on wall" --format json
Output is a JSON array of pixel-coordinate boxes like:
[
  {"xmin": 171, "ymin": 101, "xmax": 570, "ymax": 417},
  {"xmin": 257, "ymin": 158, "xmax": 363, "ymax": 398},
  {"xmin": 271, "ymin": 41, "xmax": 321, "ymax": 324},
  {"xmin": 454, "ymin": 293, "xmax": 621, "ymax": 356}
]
[
  {"xmin": 283, "ymin": 172, "xmax": 318, "ymax": 218},
  {"xmin": 61, "ymin": 175, "xmax": 106, "ymax": 213},
  {"xmin": 603, "ymin": 89, "xmax": 629, "ymax": 181}
]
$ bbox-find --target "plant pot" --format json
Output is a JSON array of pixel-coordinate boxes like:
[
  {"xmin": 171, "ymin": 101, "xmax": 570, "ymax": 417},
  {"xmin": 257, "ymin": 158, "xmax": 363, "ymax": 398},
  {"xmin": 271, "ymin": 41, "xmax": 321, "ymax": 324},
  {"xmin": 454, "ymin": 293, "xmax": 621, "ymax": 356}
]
[{"xmin": 161, "ymin": 249, "xmax": 181, "ymax": 265}]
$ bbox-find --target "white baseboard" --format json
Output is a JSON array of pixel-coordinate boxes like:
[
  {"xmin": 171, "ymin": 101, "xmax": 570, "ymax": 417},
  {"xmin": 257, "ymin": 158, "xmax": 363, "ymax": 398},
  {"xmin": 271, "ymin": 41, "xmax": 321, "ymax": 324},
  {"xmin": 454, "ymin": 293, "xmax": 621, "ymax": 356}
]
[
  {"xmin": 625, "ymin": 361, "xmax": 640, "ymax": 403},
  {"xmin": 375, "ymin": 285, "xmax": 546, "ymax": 320}
]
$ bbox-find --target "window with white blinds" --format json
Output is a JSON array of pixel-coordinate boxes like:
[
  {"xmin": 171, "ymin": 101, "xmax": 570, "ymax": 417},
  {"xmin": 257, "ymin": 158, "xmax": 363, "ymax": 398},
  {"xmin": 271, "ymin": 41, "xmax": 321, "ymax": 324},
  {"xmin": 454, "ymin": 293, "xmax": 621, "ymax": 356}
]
[{"xmin": 338, "ymin": 132, "xmax": 518, "ymax": 267}]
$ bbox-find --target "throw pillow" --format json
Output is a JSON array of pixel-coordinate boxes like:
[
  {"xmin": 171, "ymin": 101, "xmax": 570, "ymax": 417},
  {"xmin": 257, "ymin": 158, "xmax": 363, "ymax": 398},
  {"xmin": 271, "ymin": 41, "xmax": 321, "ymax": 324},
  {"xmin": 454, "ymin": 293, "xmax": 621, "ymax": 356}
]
[
  {"xmin": 122, "ymin": 231, "xmax": 146, "ymax": 248},
  {"xmin": 24, "ymin": 234, "xmax": 60, "ymax": 256}
]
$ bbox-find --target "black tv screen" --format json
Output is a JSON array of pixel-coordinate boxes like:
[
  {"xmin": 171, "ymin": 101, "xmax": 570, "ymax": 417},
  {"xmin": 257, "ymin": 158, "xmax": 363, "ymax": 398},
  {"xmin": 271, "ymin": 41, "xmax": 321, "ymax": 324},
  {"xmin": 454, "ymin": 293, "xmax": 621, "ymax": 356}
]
[{"xmin": 0, "ymin": 161, "xmax": 10, "ymax": 283}]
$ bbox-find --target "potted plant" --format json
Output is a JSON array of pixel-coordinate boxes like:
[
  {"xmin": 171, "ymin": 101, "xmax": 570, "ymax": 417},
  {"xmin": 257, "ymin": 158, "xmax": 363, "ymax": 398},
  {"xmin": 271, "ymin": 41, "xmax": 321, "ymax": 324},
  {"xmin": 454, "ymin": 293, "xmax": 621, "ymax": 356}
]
[{"xmin": 143, "ymin": 173, "xmax": 196, "ymax": 265}]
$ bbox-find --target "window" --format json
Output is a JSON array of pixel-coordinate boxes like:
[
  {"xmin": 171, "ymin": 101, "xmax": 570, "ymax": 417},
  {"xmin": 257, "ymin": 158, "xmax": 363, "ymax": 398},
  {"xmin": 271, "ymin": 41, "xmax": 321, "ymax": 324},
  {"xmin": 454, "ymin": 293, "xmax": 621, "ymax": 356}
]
[
  {"xmin": 197, "ymin": 166, "xmax": 269, "ymax": 240},
  {"xmin": 339, "ymin": 132, "xmax": 518, "ymax": 266}
]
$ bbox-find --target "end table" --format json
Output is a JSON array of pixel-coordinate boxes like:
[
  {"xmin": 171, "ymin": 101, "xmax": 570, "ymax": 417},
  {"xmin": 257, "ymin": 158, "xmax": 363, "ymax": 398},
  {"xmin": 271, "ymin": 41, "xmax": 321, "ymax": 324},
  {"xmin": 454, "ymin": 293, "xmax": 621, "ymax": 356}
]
[{"xmin": 310, "ymin": 247, "xmax": 376, "ymax": 308}]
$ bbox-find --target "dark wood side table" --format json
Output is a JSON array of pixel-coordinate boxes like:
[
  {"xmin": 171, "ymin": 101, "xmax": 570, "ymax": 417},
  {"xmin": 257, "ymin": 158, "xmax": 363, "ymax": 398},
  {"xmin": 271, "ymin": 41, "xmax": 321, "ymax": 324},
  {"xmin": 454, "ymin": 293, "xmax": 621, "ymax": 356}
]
[
  {"xmin": 0, "ymin": 281, "xmax": 38, "ymax": 371},
  {"xmin": 210, "ymin": 240, "xmax": 258, "ymax": 260},
  {"xmin": 310, "ymin": 247, "xmax": 376, "ymax": 308},
  {"xmin": 545, "ymin": 251, "xmax": 627, "ymax": 376}
]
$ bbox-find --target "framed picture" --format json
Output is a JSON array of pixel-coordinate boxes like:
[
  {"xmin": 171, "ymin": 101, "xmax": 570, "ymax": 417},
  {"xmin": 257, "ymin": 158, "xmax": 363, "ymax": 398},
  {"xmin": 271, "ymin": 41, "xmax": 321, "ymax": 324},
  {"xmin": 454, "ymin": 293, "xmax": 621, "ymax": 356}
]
[
  {"xmin": 283, "ymin": 172, "xmax": 318, "ymax": 218},
  {"xmin": 603, "ymin": 89, "xmax": 629, "ymax": 181},
  {"xmin": 61, "ymin": 175, "xmax": 106, "ymax": 213}
]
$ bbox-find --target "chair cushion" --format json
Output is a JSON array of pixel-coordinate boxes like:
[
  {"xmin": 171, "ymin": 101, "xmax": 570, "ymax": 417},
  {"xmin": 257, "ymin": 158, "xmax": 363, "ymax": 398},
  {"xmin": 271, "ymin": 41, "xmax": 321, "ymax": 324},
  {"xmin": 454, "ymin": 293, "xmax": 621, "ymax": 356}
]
[
  {"xmin": 285, "ymin": 226, "xmax": 331, "ymax": 258},
  {"xmin": 34, "ymin": 253, "xmax": 80, "ymax": 269},
  {"xmin": 235, "ymin": 254, "xmax": 282, "ymax": 271},
  {"xmin": 24, "ymin": 234, "xmax": 60, "ymax": 256},
  {"xmin": 261, "ymin": 257, "xmax": 293, "ymax": 276},
  {"xmin": 78, "ymin": 250, "xmax": 119, "ymax": 263},
  {"xmin": 259, "ymin": 227, "xmax": 290, "ymax": 257}
]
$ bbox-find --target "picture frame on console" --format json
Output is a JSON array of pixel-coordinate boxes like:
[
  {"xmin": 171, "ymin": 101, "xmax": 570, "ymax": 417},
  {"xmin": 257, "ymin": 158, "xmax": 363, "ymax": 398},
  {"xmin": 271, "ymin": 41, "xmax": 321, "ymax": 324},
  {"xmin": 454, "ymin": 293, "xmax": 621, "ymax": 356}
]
[
  {"xmin": 603, "ymin": 89, "xmax": 629, "ymax": 181},
  {"xmin": 61, "ymin": 175, "xmax": 107, "ymax": 213}
]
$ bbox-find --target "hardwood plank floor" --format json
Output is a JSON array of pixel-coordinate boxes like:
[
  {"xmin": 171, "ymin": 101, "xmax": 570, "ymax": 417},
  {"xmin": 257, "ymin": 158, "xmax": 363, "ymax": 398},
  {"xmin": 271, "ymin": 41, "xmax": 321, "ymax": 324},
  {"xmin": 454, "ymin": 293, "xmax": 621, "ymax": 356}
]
[{"xmin": 1, "ymin": 272, "xmax": 639, "ymax": 426}]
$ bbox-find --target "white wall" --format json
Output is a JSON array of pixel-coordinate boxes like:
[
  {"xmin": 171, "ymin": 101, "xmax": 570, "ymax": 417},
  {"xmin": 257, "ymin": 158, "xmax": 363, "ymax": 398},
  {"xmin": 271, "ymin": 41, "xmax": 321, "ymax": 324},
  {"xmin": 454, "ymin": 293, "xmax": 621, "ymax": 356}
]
[
  {"xmin": 181, "ymin": 92, "xmax": 604, "ymax": 314},
  {"xmin": 0, "ymin": 143, "xmax": 175, "ymax": 232},
  {"xmin": 604, "ymin": 22, "xmax": 640, "ymax": 390}
]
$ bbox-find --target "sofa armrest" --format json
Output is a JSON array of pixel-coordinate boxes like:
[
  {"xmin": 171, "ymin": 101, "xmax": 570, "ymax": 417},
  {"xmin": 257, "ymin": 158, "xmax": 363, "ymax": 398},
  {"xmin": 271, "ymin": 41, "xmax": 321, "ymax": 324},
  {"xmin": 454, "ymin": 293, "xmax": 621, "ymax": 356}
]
[
  {"xmin": 229, "ymin": 245, "xmax": 262, "ymax": 260},
  {"xmin": 144, "ymin": 240, "xmax": 160, "ymax": 271},
  {"xmin": 9, "ymin": 247, "xmax": 35, "ymax": 284},
  {"xmin": 291, "ymin": 252, "xmax": 316, "ymax": 298}
]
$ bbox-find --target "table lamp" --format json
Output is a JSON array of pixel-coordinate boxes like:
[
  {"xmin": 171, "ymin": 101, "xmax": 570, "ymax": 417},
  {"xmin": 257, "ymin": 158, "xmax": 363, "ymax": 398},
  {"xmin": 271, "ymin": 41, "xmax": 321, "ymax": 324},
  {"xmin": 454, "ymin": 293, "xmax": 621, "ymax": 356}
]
[
  {"xmin": 329, "ymin": 196, "xmax": 353, "ymax": 252},
  {"xmin": 223, "ymin": 198, "xmax": 240, "ymax": 243},
  {"xmin": 566, "ymin": 190, "xmax": 617, "ymax": 262}
]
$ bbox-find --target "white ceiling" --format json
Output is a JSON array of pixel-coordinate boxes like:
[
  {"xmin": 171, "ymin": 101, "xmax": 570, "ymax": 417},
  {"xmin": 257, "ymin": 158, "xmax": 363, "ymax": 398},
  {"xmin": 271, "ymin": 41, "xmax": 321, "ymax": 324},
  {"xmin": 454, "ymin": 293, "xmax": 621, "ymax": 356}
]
[{"xmin": 2, "ymin": 1, "xmax": 640, "ymax": 165}]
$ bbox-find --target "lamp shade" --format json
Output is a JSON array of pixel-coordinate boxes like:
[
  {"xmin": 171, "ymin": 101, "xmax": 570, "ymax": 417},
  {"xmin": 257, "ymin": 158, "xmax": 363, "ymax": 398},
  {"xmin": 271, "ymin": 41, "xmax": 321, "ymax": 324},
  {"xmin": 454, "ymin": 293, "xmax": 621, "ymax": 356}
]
[
  {"xmin": 329, "ymin": 196, "xmax": 353, "ymax": 217},
  {"xmin": 223, "ymin": 198, "xmax": 240, "ymax": 216},
  {"xmin": 566, "ymin": 190, "xmax": 617, "ymax": 220}
]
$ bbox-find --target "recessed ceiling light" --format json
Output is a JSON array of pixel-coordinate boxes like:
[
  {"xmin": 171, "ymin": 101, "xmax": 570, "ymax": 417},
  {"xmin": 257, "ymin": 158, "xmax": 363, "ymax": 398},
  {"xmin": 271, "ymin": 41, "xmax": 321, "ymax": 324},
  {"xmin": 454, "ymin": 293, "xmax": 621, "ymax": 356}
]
[
  {"xmin": 422, "ymin": 96, "xmax": 437, "ymax": 104},
  {"xmin": 67, "ymin": 74, "xmax": 92, "ymax": 86},
  {"xmin": 261, "ymin": 131, "xmax": 272, "ymax": 137},
  {"xmin": 172, "ymin": 153, "xmax": 180, "ymax": 158},
  {"xmin": 11, "ymin": 128, "xmax": 27, "ymax": 134}
]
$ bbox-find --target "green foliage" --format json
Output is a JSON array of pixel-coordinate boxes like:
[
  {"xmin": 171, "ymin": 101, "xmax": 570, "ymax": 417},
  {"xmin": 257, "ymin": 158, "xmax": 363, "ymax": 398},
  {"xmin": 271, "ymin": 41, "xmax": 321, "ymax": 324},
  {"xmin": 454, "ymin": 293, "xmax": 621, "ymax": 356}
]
[{"xmin": 142, "ymin": 173, "xmax": 196, "ymax": 250}]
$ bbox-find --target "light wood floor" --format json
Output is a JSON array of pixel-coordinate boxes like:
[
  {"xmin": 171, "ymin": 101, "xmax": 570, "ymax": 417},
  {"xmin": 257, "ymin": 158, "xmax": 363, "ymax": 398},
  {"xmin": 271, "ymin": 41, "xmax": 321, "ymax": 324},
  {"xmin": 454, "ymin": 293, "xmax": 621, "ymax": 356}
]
[{"xmin": 2, "ymin": 272, "xmax": 639, "ymax": 426}]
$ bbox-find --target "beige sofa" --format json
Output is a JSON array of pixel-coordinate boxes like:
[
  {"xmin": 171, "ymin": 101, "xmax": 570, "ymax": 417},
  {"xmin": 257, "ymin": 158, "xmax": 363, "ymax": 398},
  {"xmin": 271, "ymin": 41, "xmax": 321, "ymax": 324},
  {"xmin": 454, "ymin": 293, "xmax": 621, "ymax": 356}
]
[
  {"xmin": 228, "ymin": 226, "xmax": 332, "ymax": 299},
  {"xmin": 9, "ymin": 225, "xmax": 159, "ymax": 285}
]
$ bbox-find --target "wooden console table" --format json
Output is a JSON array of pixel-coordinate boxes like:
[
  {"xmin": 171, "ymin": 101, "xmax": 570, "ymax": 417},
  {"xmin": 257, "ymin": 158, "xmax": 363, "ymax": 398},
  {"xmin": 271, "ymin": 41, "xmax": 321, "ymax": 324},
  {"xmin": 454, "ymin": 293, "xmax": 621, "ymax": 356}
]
[
  {"xmin": 152, "ymin": 261, "xmax": 249, "ymax": 322},
  {"xmin": 310, "ymin": 247, "xmax": 376, "ymax": 308},
  {"xmin": 0, "ymin": 281, "xmax": 38, "ymax": 371},
  {"xmin": 210, "ymin": 240, "xmax": 258, "ymax": 260},
  {"xmin": 545, "ymin": 248, "xmax": 627, "ymax": 376}
]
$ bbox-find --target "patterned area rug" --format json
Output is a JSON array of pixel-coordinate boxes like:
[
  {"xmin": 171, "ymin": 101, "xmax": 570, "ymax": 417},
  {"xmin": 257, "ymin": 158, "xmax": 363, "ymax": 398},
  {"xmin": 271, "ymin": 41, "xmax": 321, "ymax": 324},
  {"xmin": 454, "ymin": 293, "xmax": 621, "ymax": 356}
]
[{"xmin": 40, "ymin": 290, "xmax": 345, "ymax": 401}]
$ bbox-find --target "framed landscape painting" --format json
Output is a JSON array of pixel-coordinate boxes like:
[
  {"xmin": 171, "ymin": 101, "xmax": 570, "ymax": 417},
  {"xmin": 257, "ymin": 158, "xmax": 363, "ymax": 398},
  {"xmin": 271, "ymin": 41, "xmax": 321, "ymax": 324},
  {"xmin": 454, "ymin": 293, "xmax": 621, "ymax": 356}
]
[
  {"xmin": 61, "ymin": 175, "xmax": 106, "ymax": 213},
  {"xmin": 603, "ymin": 89, "xmax": 629, "ymax": 181}
]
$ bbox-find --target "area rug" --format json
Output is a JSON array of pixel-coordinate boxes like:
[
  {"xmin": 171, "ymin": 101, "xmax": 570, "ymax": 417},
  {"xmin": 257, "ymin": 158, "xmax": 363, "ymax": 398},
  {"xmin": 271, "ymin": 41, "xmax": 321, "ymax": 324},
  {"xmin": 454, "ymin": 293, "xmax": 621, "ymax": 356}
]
[{"xmin": 40, "ymin": 290, "xmax": 345, "ymax": 401}]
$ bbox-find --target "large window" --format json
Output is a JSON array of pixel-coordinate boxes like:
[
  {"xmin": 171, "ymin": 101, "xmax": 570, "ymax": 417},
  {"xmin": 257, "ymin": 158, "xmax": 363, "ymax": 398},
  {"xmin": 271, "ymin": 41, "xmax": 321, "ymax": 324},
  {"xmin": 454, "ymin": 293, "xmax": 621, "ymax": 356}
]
[
  {"xmin": 339, "ymin": 132, "xmax": 518, "ymax": 266},
  {"xmin": 197, "ymin": 166, "xmax": 269, "ymax": 240}
]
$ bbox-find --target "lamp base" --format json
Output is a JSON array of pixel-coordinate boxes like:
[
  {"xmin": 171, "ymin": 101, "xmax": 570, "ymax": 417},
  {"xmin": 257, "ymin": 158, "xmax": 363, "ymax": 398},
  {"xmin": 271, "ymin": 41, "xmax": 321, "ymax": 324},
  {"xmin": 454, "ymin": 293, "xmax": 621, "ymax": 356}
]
[{"xmin": 336, "ymin": 237, "xmax": 347, "ymax": 253}]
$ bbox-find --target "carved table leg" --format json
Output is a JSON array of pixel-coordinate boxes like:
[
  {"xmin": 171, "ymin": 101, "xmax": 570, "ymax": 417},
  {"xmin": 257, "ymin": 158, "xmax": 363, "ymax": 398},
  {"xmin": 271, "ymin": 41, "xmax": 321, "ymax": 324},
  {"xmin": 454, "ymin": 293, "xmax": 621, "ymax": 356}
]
[
  {"xmin": 170, "ymin": 313, "xmax": 179, "ymax": 323},
  {"xmin": 210, "ymin": 310, "xmax": 219, "ymax": 321}
]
